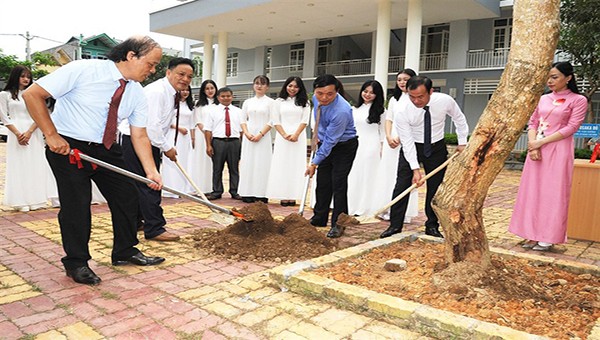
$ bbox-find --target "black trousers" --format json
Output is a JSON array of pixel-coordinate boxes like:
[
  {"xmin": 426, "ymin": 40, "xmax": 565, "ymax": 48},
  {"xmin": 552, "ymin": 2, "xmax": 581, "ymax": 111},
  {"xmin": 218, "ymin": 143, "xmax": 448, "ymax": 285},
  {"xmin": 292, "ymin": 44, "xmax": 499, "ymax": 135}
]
[
  {"xmin": 211, "ymin": 138, "xmax": 241, "ymax": 196},
  {"xmin": 120, "ymin": 135, "xmax": 166, "ymax": 239},
  {"xmin": 390, "ymin": 141, "xmax": 448, "ymax": 230},
  {"xmin": 46, "ymin": 136, "xmax": 140, "ymax": 270},
  {"xmin": 312, "ymin": 137, "xmax": 358, "ymax": 228}
]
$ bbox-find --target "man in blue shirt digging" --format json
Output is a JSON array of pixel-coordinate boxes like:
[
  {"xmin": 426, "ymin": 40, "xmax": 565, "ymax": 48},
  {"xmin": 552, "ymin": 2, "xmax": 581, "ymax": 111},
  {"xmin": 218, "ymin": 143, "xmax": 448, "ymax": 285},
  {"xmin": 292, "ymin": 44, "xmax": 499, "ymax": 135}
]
[{"xmin": 305, "ymin": 74, "xmax": 358, "ymax": 238}]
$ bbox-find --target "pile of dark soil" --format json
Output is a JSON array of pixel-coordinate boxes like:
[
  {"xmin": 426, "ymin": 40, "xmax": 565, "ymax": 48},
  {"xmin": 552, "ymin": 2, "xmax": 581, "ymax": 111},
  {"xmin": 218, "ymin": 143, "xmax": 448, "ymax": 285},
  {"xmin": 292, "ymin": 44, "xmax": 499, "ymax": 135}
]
[
  {"xmin": 314, "ymin": 239, "xmax": 600, "ymax": 339},
  {"xmin": 192, "ymin": 203, "xmax": 337, "ymax": 262}
]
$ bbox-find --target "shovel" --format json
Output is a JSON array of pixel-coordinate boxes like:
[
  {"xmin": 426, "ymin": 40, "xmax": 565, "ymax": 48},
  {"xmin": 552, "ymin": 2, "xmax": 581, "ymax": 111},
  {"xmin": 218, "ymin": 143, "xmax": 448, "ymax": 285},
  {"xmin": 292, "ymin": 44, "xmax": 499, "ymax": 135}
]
[
  {"xmin": 173, "ymin": 160, "xmax": 238, "ymax": 225},
  {"xmin": 71, "ymin": 150, "xmax": 248, "ymax": 222},
  {"xmin": 359, "ymin": 152, "xmax": 459, "ymax": 223},
  {"xmin": 298, "ymin": 147, "xmax": 315, "ymax": 216}
]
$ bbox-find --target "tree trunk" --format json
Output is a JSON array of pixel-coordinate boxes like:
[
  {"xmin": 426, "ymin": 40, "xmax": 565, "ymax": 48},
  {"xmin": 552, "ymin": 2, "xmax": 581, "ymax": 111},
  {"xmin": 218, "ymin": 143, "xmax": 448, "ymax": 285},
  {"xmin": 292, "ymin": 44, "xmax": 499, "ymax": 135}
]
[{"xmin": 432, "ymin": 0, "xmax": 561, "ymax": 267}]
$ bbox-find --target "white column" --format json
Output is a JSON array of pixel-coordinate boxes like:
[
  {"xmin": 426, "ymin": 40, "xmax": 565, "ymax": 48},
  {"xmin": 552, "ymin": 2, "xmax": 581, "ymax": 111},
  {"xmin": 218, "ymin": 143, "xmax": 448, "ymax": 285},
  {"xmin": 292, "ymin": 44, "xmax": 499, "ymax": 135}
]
[
  {"xmin": 203, "ymin": 33, "xmax": 214, "ymax": 81},
  {"xmin": 405, "ymin": 0, "xmax": 422, "ymax": 73},
  {"xmin": 303, "ymin": 38, "xmax": 317, "ymax": 79},
  {"xmin": 216, "ymin": 31, "xmax": 228, "ymax": 87},
  {"xmin": 374, "ymin": 0, "xmax": 392, "ymax": 94}
]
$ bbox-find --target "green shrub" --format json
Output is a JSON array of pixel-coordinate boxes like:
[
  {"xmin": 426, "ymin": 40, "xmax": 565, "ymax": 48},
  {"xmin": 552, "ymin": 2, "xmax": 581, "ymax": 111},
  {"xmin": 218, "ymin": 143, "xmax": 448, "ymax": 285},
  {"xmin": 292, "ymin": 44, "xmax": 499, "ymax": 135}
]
[
  {"xmin": 574, "ymin": 148, "xmax": 592, "ymax": 159},
  {"xmin": 444, "ymin": 133, "xmax": 458, "ymax": 145}
]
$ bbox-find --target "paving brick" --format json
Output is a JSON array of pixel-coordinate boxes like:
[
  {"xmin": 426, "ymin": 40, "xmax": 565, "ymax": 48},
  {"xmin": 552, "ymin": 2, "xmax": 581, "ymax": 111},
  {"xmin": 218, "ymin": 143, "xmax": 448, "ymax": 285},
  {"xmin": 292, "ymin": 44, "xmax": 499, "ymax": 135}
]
[
  {"xmin": 177, "ymin": 314, "xmax": 225, "ymax": 334},
  {"xmin": 0, "ymin": 320, "xmax": 23, "ymax": 339},
  {"xmin": 223, "ymin": 296, "xmax": 261, "ymax": 311},
  {"xmin": 89, "ymin": 297, "xmax": 128, "ymax": 313},
  {"xmin": 35, "ymin": 330, "xmax": 67, "ymax": 340},
  {"xmin": 0, "ymin": 301, "xmax": 34, "ymax": 319},
  {"xmin": 137, "ymin": 323, "xmax": 179, "ymax": 339},
  {"xmin": 311, "ymin": 308, "xmax": 371, "ymax": 336},
  {"xmin": 138, "ymin": 301, "xmax": 175, "ymax": 320},
  {"xmin": 21, "ymin": 314, "xmax": 78, "ymax": 335},
  {"xmin": 98, "ymin": 314, "xmax": 156, "ymax": 337},
  {"xmin": 203, "ymin": 300, "xmax": 242, "ymax": 319},
  {"xmin": 235, "ymin": 305, "xmax": 280, "ymax": 327},
  {"xmin": 59, "ymin": 321, "xmax": 104, "ymax": 339},
  {"xmin": 288, "ymin": 320, "xmax": 341, "ymax": 339},
  {"xmin": 176, "ymin": 286, "xmax": 219, "ymax": 300},
  {"xmin": 262, "ymin": 313, "xmax": 301, "ymax": 336},
  {"xmin": 214, "ymin": 320, "xmax": 263, "ymax": 340},
  {"xmin": 13, "ymin": 307, "xmax": 67, "ymax": 327},
  {"xmin": 199, "ymin": 329, "xmax": 227, "ymax": 340},
  {"xmin": 363, "ymin": 319, "xmax": 426, "ymax": 339},
  {"xmin": 273, "ymin": 330, "xmax": 308, "ymax": 340}
]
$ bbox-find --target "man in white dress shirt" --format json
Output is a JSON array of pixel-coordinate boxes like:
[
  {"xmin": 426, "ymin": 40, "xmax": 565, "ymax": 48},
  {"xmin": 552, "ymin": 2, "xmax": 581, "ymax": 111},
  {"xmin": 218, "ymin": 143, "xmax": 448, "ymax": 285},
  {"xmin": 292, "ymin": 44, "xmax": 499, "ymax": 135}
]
[
  {"xmin": 381, "ymin": 76, "xmax": 469, "ymax": 238},
  {"xmin": 204, "ymin": 87, "xmax": 243, "ymax": 200},
  {"xmin": 23, "ymin": 36, "xmax": 166, "ymax": 285},
  {"xmin": 120, "ymin": 57, "xmax": 195, "ymax": 242}
]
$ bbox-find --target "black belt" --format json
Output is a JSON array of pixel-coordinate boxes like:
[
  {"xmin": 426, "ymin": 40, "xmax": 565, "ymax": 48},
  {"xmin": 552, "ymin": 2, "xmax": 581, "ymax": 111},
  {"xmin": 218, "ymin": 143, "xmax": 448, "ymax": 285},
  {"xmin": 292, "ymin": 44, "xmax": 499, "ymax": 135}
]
[
  {"xmin": 415, "ymin": 139, "xmax": 445, "ymax": 147},
  {"xmin": 62, "ymin": 135, "xmax": 107, "ymax": 147},
  {"xmin": 213, "ymin": 137, "xmax": 239, "ymax": 141}
]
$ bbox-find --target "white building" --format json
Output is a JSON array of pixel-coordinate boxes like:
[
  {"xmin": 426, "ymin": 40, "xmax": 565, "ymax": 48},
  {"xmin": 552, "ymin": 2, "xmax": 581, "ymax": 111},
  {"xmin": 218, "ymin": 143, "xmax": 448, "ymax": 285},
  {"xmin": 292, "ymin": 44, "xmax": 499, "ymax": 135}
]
[{"xmin": 149, "ymin": 0, "xmax": 595, "ymax": 147}]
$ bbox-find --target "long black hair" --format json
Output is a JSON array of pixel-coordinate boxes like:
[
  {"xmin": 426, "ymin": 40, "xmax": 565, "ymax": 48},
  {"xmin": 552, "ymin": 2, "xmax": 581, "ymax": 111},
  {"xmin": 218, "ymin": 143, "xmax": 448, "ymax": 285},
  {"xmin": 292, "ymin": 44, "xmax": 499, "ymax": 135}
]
[
  {"xmin": 3, "ymin": 65, "xmax": 32, "ymax": 100},
  {"xmin": 356, "ymin": 80, "xmax": 385, "ymax": 124},
  {"xmin": 182, "ymin": 85, "xmax": 194, "ymax": 110},
  {"xmin": 392, "ymin": 68, "xmax": 417, "ymax": 101},
  {"xmin": 196, "ymin": 79, "xmax": 219, "ymax": 107},
  {"xmin": 278, "ymin": 76, "xmax": 308, "ymax": 107},
  {"xmin": 552, "ymin": 61, "xmax": 579, "ymax": 94}
]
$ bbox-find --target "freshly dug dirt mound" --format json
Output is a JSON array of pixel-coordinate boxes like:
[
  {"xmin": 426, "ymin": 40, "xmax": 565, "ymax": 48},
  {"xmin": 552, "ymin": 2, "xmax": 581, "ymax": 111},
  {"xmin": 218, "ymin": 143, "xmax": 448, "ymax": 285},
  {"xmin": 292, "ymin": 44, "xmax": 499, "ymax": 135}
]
[{"xmin": 192, "ymin": 203, "xmax": 337, "ymax": 262}]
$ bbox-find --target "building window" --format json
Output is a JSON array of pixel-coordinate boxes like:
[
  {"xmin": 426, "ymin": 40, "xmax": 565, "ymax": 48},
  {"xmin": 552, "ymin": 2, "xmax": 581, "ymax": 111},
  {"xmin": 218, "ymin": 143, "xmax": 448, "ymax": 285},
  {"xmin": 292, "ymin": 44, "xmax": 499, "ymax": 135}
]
[
  {"xmin": 493, "ymin": 18, "xmax": 513, "ymax": 51},
  {"xmin": 318, "ymin": 39, "xmax": 332, "ymax": 63},
  {"xmin": 227, "ymin": 52, "xmax": 238, "ymax": 77},
  {"xmin": 289, "ymin": 43, "xmax": 304, "ymax": 71},
  {"xmin": 81, "ymin": 52, "xmax": 91, "ymax": 59}
]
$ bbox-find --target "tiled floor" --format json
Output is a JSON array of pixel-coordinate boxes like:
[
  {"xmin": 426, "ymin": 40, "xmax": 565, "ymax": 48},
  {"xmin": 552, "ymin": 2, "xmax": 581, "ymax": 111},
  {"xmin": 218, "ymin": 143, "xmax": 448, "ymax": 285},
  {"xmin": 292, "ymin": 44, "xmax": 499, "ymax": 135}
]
[{"xmin": 0, "ymin": 142, "xmax": 597, "ymax": 339}]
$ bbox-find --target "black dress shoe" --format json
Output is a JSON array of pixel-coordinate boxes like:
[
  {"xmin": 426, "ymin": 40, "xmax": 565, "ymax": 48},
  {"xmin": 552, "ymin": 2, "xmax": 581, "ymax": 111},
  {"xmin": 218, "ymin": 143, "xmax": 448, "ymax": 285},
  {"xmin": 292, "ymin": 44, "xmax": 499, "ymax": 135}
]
[
  {"xmin": 231, "ymin": 194, "xmax": 243, "ymax": 200},
  {"xmin": 380, "ymin": 225, "xmax": 403, "ymax": 238},
  {"xmin": 112, "ymin": 251, "xmax": 165, "ymax": 266},
  {"xmin": 425, "ymin": 227, "xmax": 444, "ymax": 238},
  {"xmin": 206, "ymin": 193, "xmax": 222, "ymax": 201},
  {"xmin": 310, "ymin": 219, "xmax": 327, "ymax": 227},
  {"xmin": 66, "ymin": 266, "xmax": 101, "ymax": 285},
  {"xmin": 327, "ymin": 225, "xmax": 345, "ymax": 238}
]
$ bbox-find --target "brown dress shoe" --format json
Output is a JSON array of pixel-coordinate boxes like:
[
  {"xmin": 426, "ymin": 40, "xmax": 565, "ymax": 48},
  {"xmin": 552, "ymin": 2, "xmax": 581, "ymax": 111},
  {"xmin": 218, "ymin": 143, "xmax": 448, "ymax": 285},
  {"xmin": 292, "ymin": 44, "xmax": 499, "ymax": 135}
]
[{"xmin": 149, "ymin": 231, "xmax": 180, "ymax": 241}]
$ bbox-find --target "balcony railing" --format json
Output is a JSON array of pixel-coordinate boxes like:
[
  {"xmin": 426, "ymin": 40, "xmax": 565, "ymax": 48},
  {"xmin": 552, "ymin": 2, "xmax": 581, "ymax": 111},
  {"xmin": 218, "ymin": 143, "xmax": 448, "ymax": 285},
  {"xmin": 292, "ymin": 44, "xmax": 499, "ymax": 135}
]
[
  {"xmin": 315, "ymin": 58, "xmax": 371, "ymax": 77},
  {"xmin": 467, "ymin": 48, "xmax": 510, "ymax": 68},
  {"xmin": 265, "ymin": 65, "xmax": 303, "ymax": 81}
]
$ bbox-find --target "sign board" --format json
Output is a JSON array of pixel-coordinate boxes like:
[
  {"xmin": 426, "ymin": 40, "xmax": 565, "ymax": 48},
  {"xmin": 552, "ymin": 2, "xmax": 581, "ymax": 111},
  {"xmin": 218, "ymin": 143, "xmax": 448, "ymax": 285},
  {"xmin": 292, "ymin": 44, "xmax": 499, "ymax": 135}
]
[{"xmin": 574, "ymin": 124, "xmax": 600, "ymax": 139}]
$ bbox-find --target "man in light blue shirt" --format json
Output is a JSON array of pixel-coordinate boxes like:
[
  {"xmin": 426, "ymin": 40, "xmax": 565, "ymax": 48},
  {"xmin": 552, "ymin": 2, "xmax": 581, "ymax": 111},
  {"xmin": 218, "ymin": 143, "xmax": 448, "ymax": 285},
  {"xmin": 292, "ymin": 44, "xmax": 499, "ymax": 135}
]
[
  {"xmin": 305, "ymin": 74, "xmax": 358, "ymax": 238},
  {"xmin": 23, "ymin": 36, "xmax": 166, "ymax": 285}
]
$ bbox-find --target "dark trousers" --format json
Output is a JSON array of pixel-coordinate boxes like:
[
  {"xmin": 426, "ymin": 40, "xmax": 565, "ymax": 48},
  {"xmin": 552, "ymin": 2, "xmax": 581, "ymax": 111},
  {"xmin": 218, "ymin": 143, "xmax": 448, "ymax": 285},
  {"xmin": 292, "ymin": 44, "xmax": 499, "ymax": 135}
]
[
  {"xmin": 211, "ymin": 138, "xmax": 241, "ymax": 196},
  {"xmin": 46, "ymin": 136, "xmax": 140, "ymax": 270},
  {"xmin": 390, "ymin": 141, "xmax": 448, "ymax": 230},
  {"xmin": 120, "ymin": 135, "xmax": 166, "ymax": 239},
  {"xmin": 312, "ymin": 137, "xmax": 358, "ymax": 227}
]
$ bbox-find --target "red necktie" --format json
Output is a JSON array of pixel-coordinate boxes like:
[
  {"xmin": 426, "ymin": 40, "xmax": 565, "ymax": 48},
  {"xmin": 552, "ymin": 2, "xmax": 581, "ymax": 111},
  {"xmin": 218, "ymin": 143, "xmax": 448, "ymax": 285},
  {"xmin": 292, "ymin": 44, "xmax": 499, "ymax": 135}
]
[
  {"xmin": 103, "ymin": 79, "xmax": 127, "ymax": 149},
  {"xmin": 225, "ymin": 106, "xmax": 231, "ymax": 137}
]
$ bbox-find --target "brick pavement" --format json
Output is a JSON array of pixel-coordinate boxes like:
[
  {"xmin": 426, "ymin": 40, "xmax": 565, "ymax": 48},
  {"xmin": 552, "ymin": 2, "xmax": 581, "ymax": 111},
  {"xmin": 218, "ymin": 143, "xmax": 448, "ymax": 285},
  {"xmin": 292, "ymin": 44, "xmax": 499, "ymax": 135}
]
[{"xmin": 0, "ymin": 142, "xmax": 598, "ymax": 339}]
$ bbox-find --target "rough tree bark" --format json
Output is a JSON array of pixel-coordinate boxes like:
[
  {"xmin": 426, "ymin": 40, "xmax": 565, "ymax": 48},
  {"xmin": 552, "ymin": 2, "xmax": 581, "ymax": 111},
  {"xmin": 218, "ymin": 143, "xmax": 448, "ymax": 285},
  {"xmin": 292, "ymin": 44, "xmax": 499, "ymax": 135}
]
[{"xmin": 432, "ymin": 0, "xmax": 561, "ymax": 267}]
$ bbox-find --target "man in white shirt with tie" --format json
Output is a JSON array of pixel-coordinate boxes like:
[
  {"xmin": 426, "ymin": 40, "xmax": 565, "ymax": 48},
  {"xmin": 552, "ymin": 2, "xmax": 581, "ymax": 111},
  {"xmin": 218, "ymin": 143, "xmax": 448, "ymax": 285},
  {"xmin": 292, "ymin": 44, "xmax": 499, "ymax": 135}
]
[
  {"xmin": 204, "ymin": 87, "xmax": 243, "ymax": 200},
  {"xmin": 381, "ymin": 76, "xmax": 468, "ymax": 238},
  {"xmin": 120, "ymin": 57, "xmax": 195, "ymax": 242}
]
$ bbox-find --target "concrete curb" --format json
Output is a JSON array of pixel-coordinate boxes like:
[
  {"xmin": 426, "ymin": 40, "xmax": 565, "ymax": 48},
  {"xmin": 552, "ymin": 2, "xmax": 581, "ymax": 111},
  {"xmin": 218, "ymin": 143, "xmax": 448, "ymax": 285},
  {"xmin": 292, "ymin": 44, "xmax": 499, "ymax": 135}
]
[{"xmin": 269, "ymin": 232, "xmax": 600, "ymax": 339}]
